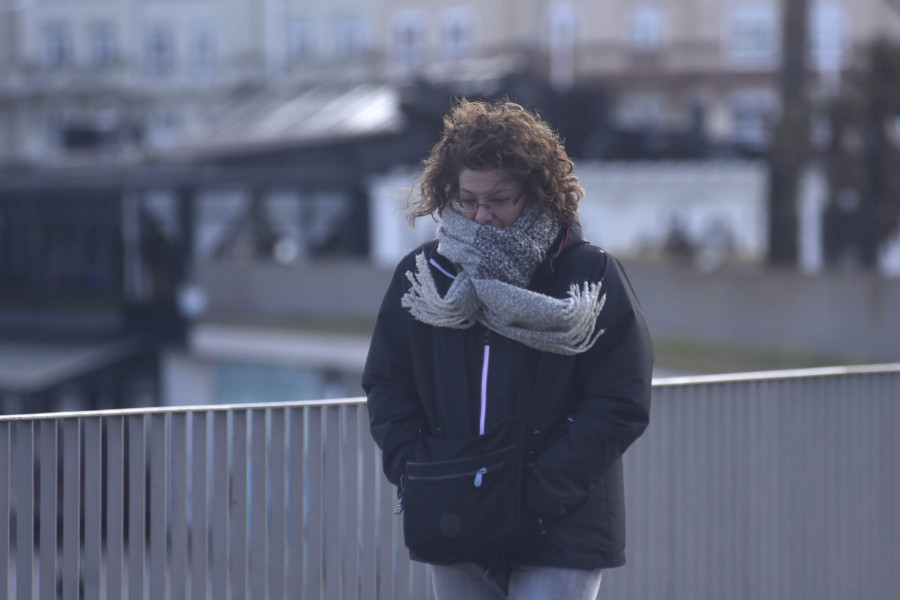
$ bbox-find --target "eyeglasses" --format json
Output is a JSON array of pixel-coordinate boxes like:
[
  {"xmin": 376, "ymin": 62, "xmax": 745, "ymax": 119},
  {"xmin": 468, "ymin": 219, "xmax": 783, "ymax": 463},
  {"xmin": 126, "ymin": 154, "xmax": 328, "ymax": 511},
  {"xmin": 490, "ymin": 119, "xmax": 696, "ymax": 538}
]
[{"xmin": 451, "ymin": 192, "xmax": 523, "ymax": 215}]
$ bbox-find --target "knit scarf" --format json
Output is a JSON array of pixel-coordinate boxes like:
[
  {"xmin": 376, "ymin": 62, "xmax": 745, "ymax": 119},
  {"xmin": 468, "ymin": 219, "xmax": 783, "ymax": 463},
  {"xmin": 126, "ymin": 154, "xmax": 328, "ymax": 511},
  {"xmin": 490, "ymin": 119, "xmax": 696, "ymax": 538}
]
[{"xmin": 401, "ymin": 204, "xmax": 606, "ymax": 356}]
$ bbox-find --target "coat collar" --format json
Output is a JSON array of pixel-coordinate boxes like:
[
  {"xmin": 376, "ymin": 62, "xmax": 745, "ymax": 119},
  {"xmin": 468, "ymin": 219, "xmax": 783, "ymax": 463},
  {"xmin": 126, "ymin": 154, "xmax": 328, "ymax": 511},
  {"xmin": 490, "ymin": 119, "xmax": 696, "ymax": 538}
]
[{"xmin": 532, "ymin": 223, "xmax": 586, "ymax": 282}]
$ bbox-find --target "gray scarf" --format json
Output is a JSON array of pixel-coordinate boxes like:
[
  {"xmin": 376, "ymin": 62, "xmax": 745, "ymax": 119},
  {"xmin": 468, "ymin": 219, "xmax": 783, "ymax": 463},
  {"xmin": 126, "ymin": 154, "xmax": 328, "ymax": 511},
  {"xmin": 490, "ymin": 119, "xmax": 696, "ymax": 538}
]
[{"xmin": 401, "ymin": 204, "xmax": 606, "ymax": 355}]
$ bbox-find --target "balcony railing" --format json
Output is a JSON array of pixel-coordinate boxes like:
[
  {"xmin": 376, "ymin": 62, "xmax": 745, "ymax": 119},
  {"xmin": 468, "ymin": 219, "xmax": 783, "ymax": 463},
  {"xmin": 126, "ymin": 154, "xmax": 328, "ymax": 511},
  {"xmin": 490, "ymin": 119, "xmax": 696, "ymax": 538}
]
[{"xmin": 1, "ymin": 363, "xmax": 898, "ymax": 599}]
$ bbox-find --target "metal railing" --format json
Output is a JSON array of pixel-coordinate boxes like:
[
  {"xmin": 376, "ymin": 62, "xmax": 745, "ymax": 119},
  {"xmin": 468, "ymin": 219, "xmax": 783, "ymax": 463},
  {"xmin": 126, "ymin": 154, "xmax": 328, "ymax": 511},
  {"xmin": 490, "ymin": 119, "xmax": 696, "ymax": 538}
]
[{"xmin": 1, "ymin": 364, "xmax": 898, "ymax": 600}]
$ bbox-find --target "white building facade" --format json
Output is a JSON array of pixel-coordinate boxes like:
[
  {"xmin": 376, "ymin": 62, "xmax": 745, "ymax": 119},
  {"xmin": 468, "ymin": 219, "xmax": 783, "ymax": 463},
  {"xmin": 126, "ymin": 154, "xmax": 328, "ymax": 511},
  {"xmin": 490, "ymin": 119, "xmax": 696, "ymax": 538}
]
[{"xmin": 2, "ymin": 0, "xmax": 899, "ymax": 164}]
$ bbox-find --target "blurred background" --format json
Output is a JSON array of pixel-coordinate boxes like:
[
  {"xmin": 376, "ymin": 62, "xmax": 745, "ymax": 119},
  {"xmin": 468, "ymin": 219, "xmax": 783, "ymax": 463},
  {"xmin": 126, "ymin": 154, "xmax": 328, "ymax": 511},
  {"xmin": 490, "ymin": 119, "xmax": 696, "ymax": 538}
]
[{"xmin": 0, "ymin": 0, "xmax": 898, "ymax": 413}]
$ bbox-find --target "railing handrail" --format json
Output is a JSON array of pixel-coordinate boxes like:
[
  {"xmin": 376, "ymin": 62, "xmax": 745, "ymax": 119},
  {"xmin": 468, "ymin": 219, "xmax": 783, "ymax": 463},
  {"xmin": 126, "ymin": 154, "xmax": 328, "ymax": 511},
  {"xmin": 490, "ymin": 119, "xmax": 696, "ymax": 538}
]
[
  {"xmin": 0, "ymin": 395, "xmax": 368, "ymax": 422},
  {"xmin": 652, "ymin": 361, "xmax": 900, "ymax": 387},
  {"xmin": 4, "ymin": 362, "xmax": 899, "ymax": 422}
]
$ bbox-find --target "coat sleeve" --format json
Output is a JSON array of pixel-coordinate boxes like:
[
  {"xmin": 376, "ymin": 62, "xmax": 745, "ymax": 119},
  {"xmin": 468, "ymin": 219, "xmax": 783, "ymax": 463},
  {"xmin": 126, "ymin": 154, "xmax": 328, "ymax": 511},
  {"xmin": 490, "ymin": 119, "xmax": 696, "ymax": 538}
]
[
  {"xmin": 361, "ymin": 255, "xmax": 426, "ymax": 487},
  {"xmin": 523, "ymin": 254, "xmax": 653, "ymax": 520}
]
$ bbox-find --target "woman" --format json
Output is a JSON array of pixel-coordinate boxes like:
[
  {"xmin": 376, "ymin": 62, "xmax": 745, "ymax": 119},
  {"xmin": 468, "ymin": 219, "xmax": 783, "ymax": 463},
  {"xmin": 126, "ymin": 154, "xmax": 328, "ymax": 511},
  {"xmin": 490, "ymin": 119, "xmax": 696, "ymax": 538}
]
[{"xmin": 362, "ymin": 99, "xmax": 653, "ymax": 600}]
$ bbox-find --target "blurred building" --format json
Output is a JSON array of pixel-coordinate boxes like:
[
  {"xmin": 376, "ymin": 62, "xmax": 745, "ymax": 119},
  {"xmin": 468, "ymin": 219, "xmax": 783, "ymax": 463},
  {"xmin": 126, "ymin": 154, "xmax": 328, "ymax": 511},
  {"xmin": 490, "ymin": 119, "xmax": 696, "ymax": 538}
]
[
  {"xmin": 2, "ymin": 1, "xmax": 899, "ymax": 410},
  {"xmin": 2, "ymin": 1, "xmax": 899, "ymax": 164}
]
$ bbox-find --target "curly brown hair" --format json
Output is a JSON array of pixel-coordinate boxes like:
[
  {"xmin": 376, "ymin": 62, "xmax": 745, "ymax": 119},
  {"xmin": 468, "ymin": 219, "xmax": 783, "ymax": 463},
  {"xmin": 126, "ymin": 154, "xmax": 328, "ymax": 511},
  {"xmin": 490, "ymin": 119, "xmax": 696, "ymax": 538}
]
[{"xmin": 408, "ymin": 99, "xmax": 583, "ymax": 226}]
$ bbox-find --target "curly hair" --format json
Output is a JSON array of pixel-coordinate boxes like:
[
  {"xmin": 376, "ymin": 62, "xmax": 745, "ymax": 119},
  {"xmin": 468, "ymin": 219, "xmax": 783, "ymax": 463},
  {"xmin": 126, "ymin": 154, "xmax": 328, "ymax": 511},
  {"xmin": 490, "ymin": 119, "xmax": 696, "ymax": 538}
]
[{"xmin": 408, "ymin": 99, "xmax": 583, "ymax": 226}]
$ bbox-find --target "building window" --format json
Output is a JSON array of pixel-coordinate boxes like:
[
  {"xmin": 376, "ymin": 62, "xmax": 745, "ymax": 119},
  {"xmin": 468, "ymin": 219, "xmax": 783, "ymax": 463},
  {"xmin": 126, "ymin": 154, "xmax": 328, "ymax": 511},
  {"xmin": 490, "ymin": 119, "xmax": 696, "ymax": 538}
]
[
  {"xmin": 629, "ymin": 3, "xmax": 664, "ymax": 51},
  {"xmin": 335, "ymin": 16, "xmax": 366, "ymax": 59},
  {"xmin": 88, "ymin": 22, "xmax": 117, "ymax": 68},
  {"xmin": 46, "ymin": 111, "xmax": 66, "ymax": 153},
  {"xmin": 144, "ymin": 24, "xmax": 175, "ymax": 77},
  {"xmin": 543, "ymin": 2, "xmax": 577, "ymax": 90},
  {"xmin": 190, "ymin": 21, "xmax": 218, "ymax": 78},
  {"xmin": 146, "ymin": 108, "xmax": 182, "ymax": 148},
  {"xmin": 618, "ymin": 92, "xmax": 666, "ymax": 129},
  {"xmin": 288, "ymin": 18, "xmax": 317, "ymax": 63},
  {"xmin": 728, "ymin": 3, "xmax": 778, "ymax": 66},
  {"xmin": 544, "ymin": 2, "xmax": 577, "ymax": 51},
  {"xmin": 731, "ymin": 91, "xmax": 776, "ymax": 150},
  {"xmin": 810, "ymin": 0, "xmax": 843, "ymax": 73},
  {"xmin": 44, "ymin": 23, "xmax": 73, "ymax": 69},
  {"xmin": 392, "ymin": 10, "xmax": 426, "ymax": 67},
  {"xmin": 440, "ymin": 7, "xmax": 475, "ymax": 61}
]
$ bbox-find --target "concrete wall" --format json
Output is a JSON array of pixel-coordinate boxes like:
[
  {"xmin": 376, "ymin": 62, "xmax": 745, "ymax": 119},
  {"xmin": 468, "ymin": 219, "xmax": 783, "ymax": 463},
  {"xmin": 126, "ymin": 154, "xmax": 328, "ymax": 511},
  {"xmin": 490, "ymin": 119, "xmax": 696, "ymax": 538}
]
[
  {"xmin": 197, "ymin": 259, "xmax": 394, "ymax": 319},
  {"xmin": 196, "ymin": 257, "xmax": 900, "ymax": 362},
  {"xmin": 623, "ymin": 260, "xmax": 900, "ymax": 361}
]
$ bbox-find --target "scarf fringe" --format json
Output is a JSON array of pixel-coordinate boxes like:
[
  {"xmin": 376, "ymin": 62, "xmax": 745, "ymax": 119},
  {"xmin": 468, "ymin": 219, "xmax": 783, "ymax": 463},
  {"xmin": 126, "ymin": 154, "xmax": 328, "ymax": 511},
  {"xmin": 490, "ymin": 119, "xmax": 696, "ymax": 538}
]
[
  {"xmin": 484, "ymin": 282, "xmax": 606, "ymax": 356},
  {"xmin": 402, "ymin": 251, "xmax": 607, "ymax": 356},
  {"xmin": 402, "ymin": 252, "xmax": 476, "ymax": 329}
]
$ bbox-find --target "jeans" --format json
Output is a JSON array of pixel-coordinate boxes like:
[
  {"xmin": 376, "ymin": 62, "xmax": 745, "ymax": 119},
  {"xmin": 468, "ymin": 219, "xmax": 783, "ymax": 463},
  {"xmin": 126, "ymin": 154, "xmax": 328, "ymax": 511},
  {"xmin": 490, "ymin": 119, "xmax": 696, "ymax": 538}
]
[{"xmin": 431, "ymin": 563, "xmax": 603, "ymax": 600}]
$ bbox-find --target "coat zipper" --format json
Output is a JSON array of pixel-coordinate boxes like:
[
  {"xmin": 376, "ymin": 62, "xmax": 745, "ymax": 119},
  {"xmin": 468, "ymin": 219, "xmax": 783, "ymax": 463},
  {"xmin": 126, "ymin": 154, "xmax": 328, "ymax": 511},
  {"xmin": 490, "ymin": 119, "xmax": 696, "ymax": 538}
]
[
  {"xmin": 479, "ymin": 329, "xmax": 491, "ymax": 436},
  {"xmin": 396, "ymin": 328, "xmax": 493, "ymax": 515},
  {"xmin": 407, "ymin": 462, "xmax": 504, "ymax": 487},
  {"xmin": 395, "ymin": 459, "xmax": 506, "ymax": 514}
]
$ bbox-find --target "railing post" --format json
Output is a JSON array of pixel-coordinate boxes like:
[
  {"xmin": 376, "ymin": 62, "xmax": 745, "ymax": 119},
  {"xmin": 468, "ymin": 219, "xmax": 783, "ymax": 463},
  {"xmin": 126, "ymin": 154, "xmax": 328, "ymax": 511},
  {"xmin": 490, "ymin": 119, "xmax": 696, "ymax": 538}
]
[
  {"xmin": 0, "ymin": 423, "xmax": 8, "ymax": 600},
  {"xmin": 249, "ymin": 409, "xmax": 268, "ymax": 599},
  {"xmin": 269, "ymin": 408, "xmax": 287, "ymax": 600},
  {"xmin": 323, "ymin": 405, "xmax": 342, "ymax": 600},
  {"xmin": 171, "ymin": 413, "xmax": 189, "ymax": 600},
  {"xmin": 83, "ymin": 418, "xmax": 102, "ymax": 598},
  {"xmin": 191, "ymin": 412, "xmax": 210, "ymax": 600},
  {"xmin": 287, "ymin": 407, "xmax": 306, "ymax": 598},
  {"xmin": 39, "ymin": 420, "xmax": 59, "ymax": 600},
  {"xmin": 305, "ymin": 406, "xmax": 324, "ymax": 600},
  {"xmin": 106, "ymin": 416, "xmax": 126, "ymax": 600},
  {"xmin": 229, "ymin": 410, "xmax": 248, "ymax": 599},
  {"xmin": 128, "ymin": 415, "xmax": 146, "ymax": 600},
  {"xmin": 211, "ymin": 411, "xmax": 229, "ymax": 600},
  {"xmin": 61, "ymin": 419, "xmax": 81, "ymax": 600},
  {"xmin": 15, "ymin": 422, "xmax": 35, "ymax": 600}
]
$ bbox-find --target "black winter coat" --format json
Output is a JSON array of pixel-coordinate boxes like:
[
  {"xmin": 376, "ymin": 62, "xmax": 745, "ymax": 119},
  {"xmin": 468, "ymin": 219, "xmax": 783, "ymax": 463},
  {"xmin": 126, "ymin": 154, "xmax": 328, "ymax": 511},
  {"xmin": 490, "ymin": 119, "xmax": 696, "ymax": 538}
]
[{"xmin": 362, "ymin": 224, "xmax": 653, "ymax": 570}]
